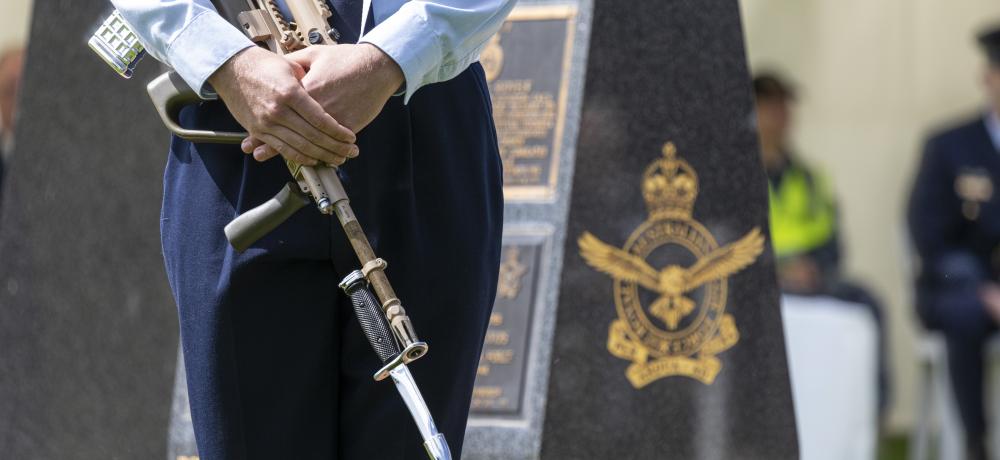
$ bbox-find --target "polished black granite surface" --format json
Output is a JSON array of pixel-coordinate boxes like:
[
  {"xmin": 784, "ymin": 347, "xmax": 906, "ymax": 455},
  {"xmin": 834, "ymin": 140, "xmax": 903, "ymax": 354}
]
[
  {"xmin": 540, "ymin": 0, "xmax": 799, "ymax": 458},
  {"xmin": 0, "ymin": 1, "xmax": 177, "ymax": 457}
]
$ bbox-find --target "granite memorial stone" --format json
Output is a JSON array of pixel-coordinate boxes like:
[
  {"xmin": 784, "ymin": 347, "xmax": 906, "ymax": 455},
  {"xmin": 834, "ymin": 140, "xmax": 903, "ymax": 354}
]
[
  {"xmin": 471, "ymin": 226, "xmax": 552, "ymax": 416},
  {"xmin": 0, "ymin": 0, "xmax": 178, "ymax": 458},
  {"xmin": 482, "ymin": 5, "xmax": 577, "ymax": 201},
  {"xmin": 462, "ymin": 2, "xmax": 590, "ymax": 458},
  {"xmin": 539, "ymin": 0, "xmax": 799, "ymax": 458}
]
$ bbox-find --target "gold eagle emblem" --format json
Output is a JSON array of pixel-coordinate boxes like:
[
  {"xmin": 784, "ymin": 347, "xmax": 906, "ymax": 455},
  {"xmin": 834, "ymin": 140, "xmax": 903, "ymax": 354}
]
[
  {"xmin": 577, "ymin": 143, "xmax": 765, "ymax": 387},
  {"xmin": 579, "ymin": 228, "xmax": 763, "ymax": 329}
]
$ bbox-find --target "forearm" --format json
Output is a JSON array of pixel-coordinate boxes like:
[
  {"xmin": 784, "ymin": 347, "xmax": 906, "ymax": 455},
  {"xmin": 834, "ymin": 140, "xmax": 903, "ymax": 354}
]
[
  {"xmin": 359, "ymin": 0, "xmax": 517, "ymax": 102},
  {"xmin": 110, "ymin": 0, "xmax": 254, "ymax": 97}
]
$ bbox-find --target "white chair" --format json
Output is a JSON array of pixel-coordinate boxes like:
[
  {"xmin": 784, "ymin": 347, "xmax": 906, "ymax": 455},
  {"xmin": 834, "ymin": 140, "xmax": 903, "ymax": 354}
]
[
  {"xmin": 782, "ymin": 294, "xmax": 879, "ymax": 460},
  {"xmin": 909, "ymin": 333, "xmax": 962, "ymax": 460},
  {"xmin": 910, "ymin": 333, "xmax": 1000, "ymax": 460}
]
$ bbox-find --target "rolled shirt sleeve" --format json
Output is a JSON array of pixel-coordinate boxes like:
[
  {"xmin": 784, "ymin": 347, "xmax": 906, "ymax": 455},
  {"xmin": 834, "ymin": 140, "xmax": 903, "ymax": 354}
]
[
  {"xmin": 110, "ymin": 0, "xmax": 254, "ymax": 98},
  {"xmin": 360, "ymin": 0, "xmax": 518, "ymax": 103}
]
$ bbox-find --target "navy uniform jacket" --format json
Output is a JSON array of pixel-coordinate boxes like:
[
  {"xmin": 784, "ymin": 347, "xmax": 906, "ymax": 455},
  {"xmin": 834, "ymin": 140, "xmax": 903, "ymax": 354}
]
[{"xmin": 908, "ymin": 116, "xmax": 1000, "ymax": 326}]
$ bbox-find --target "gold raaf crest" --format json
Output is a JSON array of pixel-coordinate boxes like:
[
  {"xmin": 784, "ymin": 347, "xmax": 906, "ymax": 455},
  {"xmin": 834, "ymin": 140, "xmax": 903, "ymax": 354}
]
[{"xmin": 578, "ymin": 143, "xmax": 764, "ymax": 388}]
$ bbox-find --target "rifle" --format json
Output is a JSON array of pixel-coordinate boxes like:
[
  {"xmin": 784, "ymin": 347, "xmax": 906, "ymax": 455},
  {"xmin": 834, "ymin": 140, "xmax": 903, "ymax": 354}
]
[{"xmin": 89, "ymin": 3, "xmax": 451, "ymax": 459}]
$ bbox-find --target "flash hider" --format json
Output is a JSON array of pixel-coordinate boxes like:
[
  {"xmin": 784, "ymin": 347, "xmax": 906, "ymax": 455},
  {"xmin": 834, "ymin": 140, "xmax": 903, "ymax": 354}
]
[{"xmin": 88, "ymin": 10, "xmax": 146, "ymax": 78}]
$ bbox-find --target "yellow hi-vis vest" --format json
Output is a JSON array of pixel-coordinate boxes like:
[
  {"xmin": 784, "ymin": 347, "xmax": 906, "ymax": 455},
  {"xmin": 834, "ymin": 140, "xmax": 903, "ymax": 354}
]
[{"xmin": 768, "ymin": 164, "xmax": 837, "ymax": 259}]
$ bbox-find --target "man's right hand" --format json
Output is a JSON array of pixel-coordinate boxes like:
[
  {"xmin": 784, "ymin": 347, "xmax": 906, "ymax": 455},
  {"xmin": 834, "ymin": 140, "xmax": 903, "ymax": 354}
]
[{"xmin": 207, "ymin": 46, "xmax": 359, "ymax": 166}]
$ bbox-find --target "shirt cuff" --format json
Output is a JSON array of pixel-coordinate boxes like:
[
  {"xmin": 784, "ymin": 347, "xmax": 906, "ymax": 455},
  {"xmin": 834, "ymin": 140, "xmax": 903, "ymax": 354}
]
[
  {"xmin": 359, "ymin": 4, "xmax": 442, "ymax": 104},
  {"xmin": 165, "ymin": 10, "xmax": 255, "ymax": 99}
]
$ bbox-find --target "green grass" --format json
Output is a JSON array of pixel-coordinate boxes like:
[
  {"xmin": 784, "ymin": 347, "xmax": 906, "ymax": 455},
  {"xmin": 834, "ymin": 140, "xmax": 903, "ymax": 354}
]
[{"xmin": 878, "ymin": 435, "xmax": 908, "ymax": 460}]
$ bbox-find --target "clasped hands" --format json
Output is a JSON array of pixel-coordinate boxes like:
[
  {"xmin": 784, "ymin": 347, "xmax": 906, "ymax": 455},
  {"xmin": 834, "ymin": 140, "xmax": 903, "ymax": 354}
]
[{"xmin": 207, "ymin": 43, "xmax": 404, "ymax": 167}]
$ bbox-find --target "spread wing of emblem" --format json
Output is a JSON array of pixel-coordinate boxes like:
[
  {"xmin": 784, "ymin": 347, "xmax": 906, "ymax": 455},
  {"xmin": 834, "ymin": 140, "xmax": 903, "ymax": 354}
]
[
  {"xmin": 578, "ymin": 232, "xmax": 660, "ymax": 293},
  {"xmin": 579, "ymin": 227, "xmax": 765, "ymax": 330},
  {"xmin": 684, "ymin": 227, "xmax": 765, "ymax": 291}
]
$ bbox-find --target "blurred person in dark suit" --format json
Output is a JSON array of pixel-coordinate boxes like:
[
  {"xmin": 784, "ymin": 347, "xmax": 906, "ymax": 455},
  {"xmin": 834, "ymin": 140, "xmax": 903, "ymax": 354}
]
[
  {"xmin": 754, "ymin": 72, "xmax": 889, "ymax": 417},
  {"xmin": 0, "ymin": 47, "xmax": 25, "ymax": 185},
  {"xmin": 908, "ymin": 25, "xmax": 1000, "ymax": 460}
]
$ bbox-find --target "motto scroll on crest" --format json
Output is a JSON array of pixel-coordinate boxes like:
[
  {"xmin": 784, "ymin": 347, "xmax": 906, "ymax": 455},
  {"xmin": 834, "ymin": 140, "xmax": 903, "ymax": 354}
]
[{"xmin": 578, "ymin": 143, "xmax": 764, "ymax": 388}]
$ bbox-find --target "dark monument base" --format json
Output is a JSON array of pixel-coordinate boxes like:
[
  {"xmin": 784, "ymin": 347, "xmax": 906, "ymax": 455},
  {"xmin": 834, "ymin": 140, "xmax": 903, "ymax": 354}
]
[
  {"xmin": 0, "ymin": 0, "xmax": 177, "ymax": 458},
  {"xmin": 539, "ymin": 0, "xmax": 799, "ymax": 458}
]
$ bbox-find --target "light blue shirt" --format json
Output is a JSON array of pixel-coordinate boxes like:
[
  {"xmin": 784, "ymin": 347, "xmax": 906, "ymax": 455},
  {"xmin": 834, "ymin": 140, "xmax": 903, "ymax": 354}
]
[{"xmin": 110, "ymin": 0, "xmax": 517, "ymax": 102}]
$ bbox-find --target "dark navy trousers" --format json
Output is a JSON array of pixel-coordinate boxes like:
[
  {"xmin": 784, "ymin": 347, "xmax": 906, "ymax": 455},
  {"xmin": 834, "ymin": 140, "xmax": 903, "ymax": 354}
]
[
  {"xmin": 160, "ymin": 63, "xmax": 503, "ymax": 459},
  {"xmin": 918, "ymin": 252, "xmax": 998, "ymax": 447}
]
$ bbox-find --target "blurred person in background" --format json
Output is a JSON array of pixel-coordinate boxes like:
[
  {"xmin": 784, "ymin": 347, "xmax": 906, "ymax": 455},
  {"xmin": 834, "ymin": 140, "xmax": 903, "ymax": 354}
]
[
  {"xmin": 0, "ymin": 47, "xmax": 25, "ymax": 185},
  {"xmin": 754, "ymin": 72, "xmax": 889, "ymax": 418},
  {"xmin": 908, "ymin": 25, "xmax": 1000, "ymax": 460}
]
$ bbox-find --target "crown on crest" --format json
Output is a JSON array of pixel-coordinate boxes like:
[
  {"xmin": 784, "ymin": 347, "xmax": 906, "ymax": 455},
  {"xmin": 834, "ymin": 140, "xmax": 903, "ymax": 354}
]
[{"xmin": 642, "ymin": 143, "xmax": 698, "ymax": 219}]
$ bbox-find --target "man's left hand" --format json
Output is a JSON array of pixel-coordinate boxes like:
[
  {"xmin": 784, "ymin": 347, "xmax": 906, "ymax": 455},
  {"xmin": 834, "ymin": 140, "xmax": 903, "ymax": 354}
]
[{"xmin": 243, "ymin": 44, "xmax": 404, "ymax": 164}]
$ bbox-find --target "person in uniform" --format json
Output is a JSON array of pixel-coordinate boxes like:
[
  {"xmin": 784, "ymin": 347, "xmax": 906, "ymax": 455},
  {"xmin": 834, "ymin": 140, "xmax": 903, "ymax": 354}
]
[
  {"xmin": 908, "ymin": 25, "xmax": 1000, "ymax": 460},
  {"xmin": 754, "ymin": 72, "xmax": 889, "ymax": 416},
  {"xmin": 111, "ymin": 0, "xmax": 513, "ymax": 458}
]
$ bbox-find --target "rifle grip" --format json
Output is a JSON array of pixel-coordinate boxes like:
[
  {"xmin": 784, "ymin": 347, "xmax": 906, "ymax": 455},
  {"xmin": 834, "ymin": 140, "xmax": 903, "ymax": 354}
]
[
  {"xmin": 224, "ymin": 182, "xmax": 311, "ymax": 251},
  {"xmin": 146, "ymin": 71, "xmax": 248, "ymax": 143}
]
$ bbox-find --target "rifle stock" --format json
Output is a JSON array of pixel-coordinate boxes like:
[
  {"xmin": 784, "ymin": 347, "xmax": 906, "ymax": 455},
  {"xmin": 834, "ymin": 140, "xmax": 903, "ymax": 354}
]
[{"xmin": 146, "ymin": 71, "xmax": 247, "ymax": 144}]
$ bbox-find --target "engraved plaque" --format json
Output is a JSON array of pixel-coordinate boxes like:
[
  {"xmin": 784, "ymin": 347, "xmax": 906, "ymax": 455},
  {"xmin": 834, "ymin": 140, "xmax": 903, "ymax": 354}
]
[
  {"xmin": 485, "ymin": 5, "xmax": 576, "ymax": 201},
  {"xmin": 470, "ymin": 229, "xmax": 547, "ymax": 416}
]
